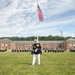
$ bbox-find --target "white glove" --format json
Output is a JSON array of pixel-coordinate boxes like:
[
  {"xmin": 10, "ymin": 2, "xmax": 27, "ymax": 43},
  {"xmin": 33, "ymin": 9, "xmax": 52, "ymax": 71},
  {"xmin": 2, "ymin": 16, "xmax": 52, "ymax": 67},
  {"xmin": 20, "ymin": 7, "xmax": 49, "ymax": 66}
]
[{"xmin": 35, "ymin": 49, "xmax": 37, "ymax": 52}]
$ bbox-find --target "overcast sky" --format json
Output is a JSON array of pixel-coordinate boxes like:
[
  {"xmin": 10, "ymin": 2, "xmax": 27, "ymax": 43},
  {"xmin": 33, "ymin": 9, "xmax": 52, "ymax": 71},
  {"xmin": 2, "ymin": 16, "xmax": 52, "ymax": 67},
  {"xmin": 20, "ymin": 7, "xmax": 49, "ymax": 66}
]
[{"xmin": 0, "ymin": 0, "xmax": 75, "ymax": 37}]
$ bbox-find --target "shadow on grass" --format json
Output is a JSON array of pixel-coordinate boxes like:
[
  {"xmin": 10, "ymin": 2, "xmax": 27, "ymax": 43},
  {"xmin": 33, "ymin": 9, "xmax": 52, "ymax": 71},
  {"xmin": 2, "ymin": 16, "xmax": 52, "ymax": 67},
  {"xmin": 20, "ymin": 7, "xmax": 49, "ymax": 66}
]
[{"xmin": 16, "ymin": 62, "xmax": 32, "ymax": 65}]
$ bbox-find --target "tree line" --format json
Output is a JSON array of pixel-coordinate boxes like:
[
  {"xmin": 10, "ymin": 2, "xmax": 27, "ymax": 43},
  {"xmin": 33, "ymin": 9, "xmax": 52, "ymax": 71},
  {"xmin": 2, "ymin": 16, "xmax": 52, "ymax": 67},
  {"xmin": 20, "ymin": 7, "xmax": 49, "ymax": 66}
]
[{"xmin": 0, "ymin": 35, "xmax": 73, "ymax": 41}]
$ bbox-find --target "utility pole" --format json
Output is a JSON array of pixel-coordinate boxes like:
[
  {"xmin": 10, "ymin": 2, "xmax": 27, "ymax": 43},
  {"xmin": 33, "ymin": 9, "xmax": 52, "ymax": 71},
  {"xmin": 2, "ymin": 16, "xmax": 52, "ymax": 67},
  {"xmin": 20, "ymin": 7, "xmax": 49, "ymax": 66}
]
[{"xmin": 61, "ymin": 31, "xmax": 63, "ymax": 37}]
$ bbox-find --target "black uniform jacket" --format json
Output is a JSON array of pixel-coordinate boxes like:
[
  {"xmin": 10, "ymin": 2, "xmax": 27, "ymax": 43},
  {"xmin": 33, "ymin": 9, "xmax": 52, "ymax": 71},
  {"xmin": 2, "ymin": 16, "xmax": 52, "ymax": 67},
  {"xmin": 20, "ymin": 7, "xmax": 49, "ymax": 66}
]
[{"xmin": 32, "ymin": 43, "xmax": 42, "ymax": 54}]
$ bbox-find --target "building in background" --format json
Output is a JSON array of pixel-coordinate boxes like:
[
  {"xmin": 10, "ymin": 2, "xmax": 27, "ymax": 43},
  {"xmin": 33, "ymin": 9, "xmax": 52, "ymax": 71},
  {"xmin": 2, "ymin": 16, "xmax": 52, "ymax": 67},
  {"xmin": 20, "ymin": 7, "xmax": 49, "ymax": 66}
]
[{"xmin": 0, "ymin": 38, "xmax": 75, "ymax": 51}]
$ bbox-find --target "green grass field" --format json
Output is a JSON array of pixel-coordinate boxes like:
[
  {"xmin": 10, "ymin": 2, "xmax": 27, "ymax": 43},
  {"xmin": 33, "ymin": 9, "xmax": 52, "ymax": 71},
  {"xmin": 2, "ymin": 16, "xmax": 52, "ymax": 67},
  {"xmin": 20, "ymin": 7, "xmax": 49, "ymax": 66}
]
[{"xmin": 0, "ymin": 52, "xmax": 75, "ymax": 75}]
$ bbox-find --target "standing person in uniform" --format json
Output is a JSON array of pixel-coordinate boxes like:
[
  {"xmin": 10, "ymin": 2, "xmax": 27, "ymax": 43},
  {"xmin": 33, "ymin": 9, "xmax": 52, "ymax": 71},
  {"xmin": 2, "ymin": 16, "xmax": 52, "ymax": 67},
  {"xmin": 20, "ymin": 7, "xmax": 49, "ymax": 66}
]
[{"xmin": 32, "ymin": 39, "xmax": 42, "ymax": 65}]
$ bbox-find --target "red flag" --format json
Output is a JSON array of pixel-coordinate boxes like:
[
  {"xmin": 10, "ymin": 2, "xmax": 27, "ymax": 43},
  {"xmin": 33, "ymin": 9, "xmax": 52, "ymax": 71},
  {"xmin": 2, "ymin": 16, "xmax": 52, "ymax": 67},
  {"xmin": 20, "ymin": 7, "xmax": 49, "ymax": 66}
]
[{"xmin": 37, "ymin": 5, "xmax": 43, "ymax": 22}]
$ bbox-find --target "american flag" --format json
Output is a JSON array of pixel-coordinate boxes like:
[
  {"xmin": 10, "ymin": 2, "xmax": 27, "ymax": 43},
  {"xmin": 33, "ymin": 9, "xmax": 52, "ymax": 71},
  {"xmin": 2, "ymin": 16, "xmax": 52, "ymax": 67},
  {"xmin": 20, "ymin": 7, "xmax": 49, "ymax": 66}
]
[{"xmin": 37, "ymin": 5, "xmax": 43, "ymax": 22}]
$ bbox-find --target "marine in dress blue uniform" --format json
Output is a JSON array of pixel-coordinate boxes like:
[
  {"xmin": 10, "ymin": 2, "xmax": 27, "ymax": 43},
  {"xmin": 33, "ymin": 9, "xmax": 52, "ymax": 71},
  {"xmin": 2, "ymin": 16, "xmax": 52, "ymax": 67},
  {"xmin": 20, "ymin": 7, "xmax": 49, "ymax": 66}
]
[{"xmin": 32, "ymin": 39, "xmax": 42, "ymax": 65}]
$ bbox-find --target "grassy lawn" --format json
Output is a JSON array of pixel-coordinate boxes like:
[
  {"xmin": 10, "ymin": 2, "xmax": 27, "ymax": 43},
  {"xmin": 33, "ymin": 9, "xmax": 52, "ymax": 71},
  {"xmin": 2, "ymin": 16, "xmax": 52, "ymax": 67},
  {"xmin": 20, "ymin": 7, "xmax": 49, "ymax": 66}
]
[{"xmin": 0, "ymin": 52, "xmax": 75, "ymax": 75}]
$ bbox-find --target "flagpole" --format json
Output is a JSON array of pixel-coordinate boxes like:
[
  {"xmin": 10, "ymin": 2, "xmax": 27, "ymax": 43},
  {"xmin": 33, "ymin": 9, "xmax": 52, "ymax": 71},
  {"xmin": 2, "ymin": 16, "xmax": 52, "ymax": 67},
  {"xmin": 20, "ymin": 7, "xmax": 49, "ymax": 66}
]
[
  {"xmin": 36, "ymin": 0, "xmax": 43, "ymax": 42},
  {"xmin": 37, "ymin": 0, "xmax": 39, "ymax": 41},
  {"xmin": 37, "ymin": 0, "xmax": 38, "ymax": 4}
]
